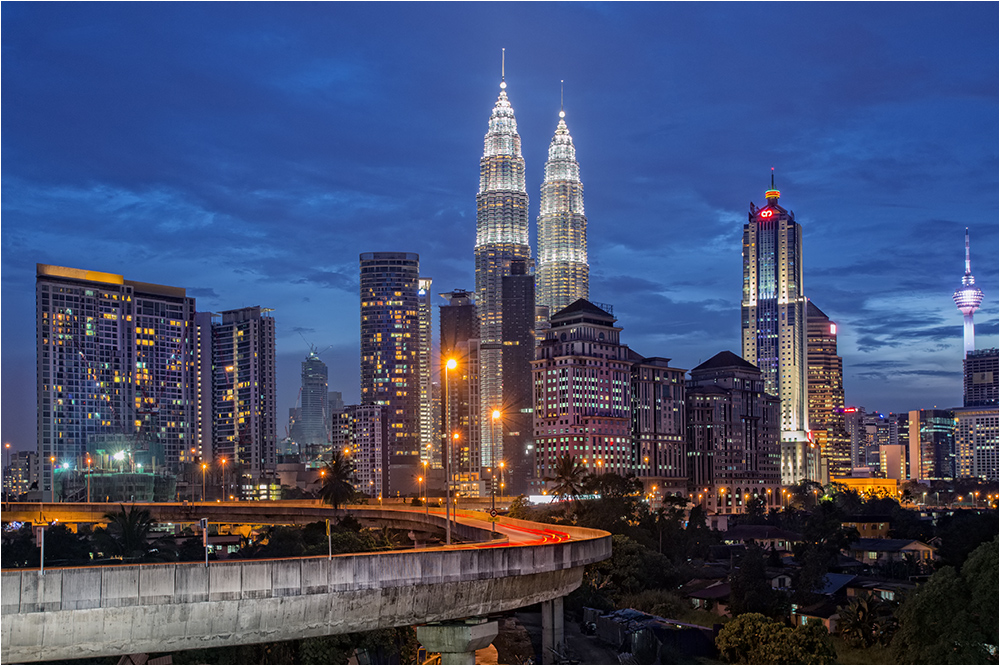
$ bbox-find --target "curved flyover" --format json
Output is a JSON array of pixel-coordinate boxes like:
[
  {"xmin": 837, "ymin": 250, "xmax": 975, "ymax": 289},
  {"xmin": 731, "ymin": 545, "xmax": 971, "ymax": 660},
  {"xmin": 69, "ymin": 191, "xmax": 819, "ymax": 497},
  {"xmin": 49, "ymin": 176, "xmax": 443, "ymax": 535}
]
[{"xmin": 0, "ymin": 505, "xmax": 610, "ymax": 663}]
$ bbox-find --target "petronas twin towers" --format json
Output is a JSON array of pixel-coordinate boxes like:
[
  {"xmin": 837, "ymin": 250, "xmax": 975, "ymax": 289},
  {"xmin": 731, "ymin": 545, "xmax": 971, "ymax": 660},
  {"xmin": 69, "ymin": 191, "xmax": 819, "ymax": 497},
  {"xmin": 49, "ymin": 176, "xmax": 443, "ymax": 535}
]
[{"xmin": 474, "ymin": 62, "xmax": 589, "ymax": 466}]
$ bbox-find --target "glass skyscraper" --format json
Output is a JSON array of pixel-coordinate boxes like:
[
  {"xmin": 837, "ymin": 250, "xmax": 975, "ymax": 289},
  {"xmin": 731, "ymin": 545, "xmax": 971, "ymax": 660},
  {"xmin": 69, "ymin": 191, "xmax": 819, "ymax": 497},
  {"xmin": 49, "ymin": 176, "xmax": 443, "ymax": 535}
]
[
  {"xmin": 536, "ymin": 105, "xmax": 588, "ymax": 315},
  {"xmin": 475, "ymin": 72, "xmax": 530, "ymax": 470}
]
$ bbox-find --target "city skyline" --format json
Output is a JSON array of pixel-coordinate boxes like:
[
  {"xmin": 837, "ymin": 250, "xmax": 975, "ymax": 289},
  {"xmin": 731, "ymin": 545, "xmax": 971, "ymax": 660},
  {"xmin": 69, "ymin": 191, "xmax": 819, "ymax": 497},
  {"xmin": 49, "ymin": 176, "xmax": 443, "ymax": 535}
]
[{"xmin": 2, "ymin": 3, "xmax": 998, "ymax": 454}]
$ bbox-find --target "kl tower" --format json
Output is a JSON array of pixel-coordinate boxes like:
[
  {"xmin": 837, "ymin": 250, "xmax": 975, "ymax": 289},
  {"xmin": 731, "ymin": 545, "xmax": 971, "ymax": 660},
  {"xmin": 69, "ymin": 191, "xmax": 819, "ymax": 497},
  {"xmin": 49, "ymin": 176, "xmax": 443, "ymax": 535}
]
[{"xmin": 952, "ymin": 228, "xmax": 984, "ymax": 354}]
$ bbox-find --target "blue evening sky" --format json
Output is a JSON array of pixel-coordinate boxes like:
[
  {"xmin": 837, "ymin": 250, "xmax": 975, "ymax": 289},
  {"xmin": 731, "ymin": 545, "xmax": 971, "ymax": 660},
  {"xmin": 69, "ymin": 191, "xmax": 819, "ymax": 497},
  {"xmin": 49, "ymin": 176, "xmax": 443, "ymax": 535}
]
[{"xmin": 2, "ymin": 2, "xmax": 997, "ymax": 453}]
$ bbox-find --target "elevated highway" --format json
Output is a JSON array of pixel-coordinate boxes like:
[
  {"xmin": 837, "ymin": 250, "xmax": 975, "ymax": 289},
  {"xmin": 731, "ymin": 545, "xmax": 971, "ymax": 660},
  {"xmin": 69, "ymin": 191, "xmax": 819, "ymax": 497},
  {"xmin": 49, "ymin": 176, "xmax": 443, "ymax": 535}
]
[{"xmin": 1, "ymin": 503, "xmax": 611, "ymax": 664}]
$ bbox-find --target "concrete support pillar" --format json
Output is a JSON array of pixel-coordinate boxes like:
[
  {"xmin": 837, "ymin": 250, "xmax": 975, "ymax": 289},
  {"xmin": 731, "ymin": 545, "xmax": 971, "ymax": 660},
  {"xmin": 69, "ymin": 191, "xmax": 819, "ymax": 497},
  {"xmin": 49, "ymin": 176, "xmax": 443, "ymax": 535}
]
[
  {"xmin": 415, "ymin": 618, "xmax": 498, "ymax": 665},
  {"xmin": 541, "ymin": 596, "xmax": 565, "ymax": 664}
]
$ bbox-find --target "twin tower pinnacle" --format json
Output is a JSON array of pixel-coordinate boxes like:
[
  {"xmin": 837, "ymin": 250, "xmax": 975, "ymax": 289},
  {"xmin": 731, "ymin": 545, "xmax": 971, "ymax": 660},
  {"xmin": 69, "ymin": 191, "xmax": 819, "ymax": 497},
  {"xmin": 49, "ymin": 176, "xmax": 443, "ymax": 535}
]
[{"xmin": 473, "ymin": 54, "xmax": 589, "ymax": 466}]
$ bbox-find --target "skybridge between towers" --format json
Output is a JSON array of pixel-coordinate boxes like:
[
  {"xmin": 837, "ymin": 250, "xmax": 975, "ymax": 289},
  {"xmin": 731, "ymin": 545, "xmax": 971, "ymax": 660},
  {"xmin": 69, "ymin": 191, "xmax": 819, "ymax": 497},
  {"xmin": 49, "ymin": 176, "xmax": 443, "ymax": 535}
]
[{"xmin": 0, "ymin": 503, "xmax": 611, "ymax": 664}]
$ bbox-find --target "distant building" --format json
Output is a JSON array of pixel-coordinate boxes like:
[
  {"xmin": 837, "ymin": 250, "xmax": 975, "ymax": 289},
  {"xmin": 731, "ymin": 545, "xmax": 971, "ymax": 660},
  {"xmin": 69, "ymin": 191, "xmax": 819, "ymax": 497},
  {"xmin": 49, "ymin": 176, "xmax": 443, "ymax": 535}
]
[
  {"xmin": 298, "ymin": 349, "xmax": 329, "ymax": 462},
  {"xmin": 741, "ymin": 176, "xmax": 815, "ymax": 484},
  {"xmin": 686, "ymin": 351, "xmax": 781, "ymax": 513},
  {"xmin": 36, "ymin": 264, "xmax": 198, "ymax": 499},
  {"xmin": 953, "ymin": 406, "xmax": 998, "ymax": 481},
  {"xmin": 440, "ymin": 289, "xmax": 481, "ymax": 489},
  {"xmin": 359, "ymin": 252, "xmax": 426, "ymax": 496},
  {"xmin": 501, "ymin": 260, "xmax": 537, "ymax": 496},
  {"xmin": 806, "ymin": 301, "xmax": 851, "ymax": 481},
  {"xmin": 964, "ymin": 348, "xmax": 998, "ymax": 407},
  {"xmin": 907, "ymin": 409, "xmax": 955, "ymax": 481},
  {"xmin": 347, "ymin": 404, "xmax": 389, "ymax": 499},
  {"xmin": 842, "ymin": 408, "xmax": 899, "ymax": 474},
  {"xmin": 3, "ymin": 451, "xmax": 39, "ymax": 499},
  {"xmin": 211, "ymin": 306, "xmax": 277, "ymax": 486},
  {"xmin": 631, "ymin": 356, "xmax": 687, "ymax": 495}
]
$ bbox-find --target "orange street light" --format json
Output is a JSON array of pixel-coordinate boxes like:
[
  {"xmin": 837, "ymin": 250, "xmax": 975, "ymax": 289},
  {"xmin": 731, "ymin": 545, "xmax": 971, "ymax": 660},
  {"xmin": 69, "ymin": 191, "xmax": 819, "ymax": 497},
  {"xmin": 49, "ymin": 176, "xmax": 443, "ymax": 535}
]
[{"xmin": 201, "ymin": 463, "xmax": 208, "ymax": 501}]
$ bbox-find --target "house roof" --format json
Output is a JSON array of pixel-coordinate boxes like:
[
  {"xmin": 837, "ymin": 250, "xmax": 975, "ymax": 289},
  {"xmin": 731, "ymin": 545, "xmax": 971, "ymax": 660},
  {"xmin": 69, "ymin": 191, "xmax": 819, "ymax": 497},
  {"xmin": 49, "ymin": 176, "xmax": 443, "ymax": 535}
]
[
  {"xmin": 814, "ymin": 573, "xmax": 857, "ymax": 596},
  {"xmin": 724, "ymin": 525, "xmax": 803, "ymax": 543},
  {"xmin": 551, "ymin": 299, "xmax": 615, "ymax": 321},
  {"xmin": 849, "ymin": 538, "xmax": 933, "ymax": 552},
  {"xmin": 687, "ymin": 582, "xmax": 731, "ymax": 600}
]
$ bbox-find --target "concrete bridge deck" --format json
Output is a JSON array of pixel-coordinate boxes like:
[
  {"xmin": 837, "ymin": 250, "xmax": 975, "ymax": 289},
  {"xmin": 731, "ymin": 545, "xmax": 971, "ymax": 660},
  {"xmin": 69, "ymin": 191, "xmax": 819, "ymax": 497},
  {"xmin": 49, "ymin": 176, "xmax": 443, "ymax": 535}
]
[{"xmin": 1, "ymin": 503, "xmax": 611, "ymax": 663}]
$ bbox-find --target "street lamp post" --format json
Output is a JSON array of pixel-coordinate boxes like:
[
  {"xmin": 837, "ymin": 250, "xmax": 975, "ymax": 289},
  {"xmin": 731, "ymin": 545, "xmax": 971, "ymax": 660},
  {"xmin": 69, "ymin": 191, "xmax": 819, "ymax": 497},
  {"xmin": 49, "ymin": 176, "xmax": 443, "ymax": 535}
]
[
  {"xmin": 444, "ymin": 358, "xmax": 456, "ymax": 545},
  {"xmin": 491, "ymin": 409, "xmax": 500, "ymax": 533},
  {"xmin": 201, "ymin": 463, "xmax": 207, "ymax": 501},
  {"xmin": 422, "ymin": 460, "xmax": 429, "ymax": 516},
  {"xmin": 50, "ymin": 456, "xmax": 56, "ymax": 502},
  {"xmin": 86, "ymin": 455, "xmax": 92, "ymax": 504},
  {"xmin": 220, "ymin": 458, "xmax": 227, "ymax": 501}
]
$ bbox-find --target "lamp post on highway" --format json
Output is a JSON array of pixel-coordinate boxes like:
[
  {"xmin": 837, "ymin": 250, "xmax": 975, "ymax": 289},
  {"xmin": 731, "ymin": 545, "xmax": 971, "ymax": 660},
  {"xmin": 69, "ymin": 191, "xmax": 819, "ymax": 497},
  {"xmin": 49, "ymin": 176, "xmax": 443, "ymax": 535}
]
[
  {"xmin": 220, "ymin": 458, "xmax": 227, "ymax": 501},
  {"xmin": 201, "ymin": 463, "xmax": 207, "ymax": 501},
  {"xmin": 85, "ymin": 455, "xmax": 92, "ymax": 503},
  {"xmin": 50, "ymin": 456, "xmax": 56, "ymax": 502},
  {"xmin": 422, "ymin": 460, "xmax": 429, "ymax": 516},
  {"xmin": 491, "ymin": 409, "xmax": 500, "ymax": 524}
]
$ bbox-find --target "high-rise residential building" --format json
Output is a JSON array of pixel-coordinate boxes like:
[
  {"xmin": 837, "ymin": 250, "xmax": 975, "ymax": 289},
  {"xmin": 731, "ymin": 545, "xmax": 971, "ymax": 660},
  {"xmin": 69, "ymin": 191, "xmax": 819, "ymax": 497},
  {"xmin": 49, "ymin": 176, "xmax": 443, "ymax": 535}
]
[
  {"xmin": 359, "ymin": 252, "xmax": 425, "ymax": 495},
  {"xmin": 36, "ymin": 264, "xmax": 197, "ymax": 499},
  {"xmin": 501, "ymin": 260, "xmax": 536, "ymax": 496},
  {"xmin": 194, "ymin": 312, "xmax": 214, "ymax": 460},
  {"xmin": 3, "ymin": 451, "xmax": 39, "ymax": 499},
  {"xmin": 533, "ymin": 301, "xmax": 633, "ymax": 486},
  {"xmin": 741, "ymin": 175, "xmax": 815, "ymax": 484},
  {"xmin": 954, "ymin": 406, "xmax": 998, "ymax": 481},
  {"xmin": 298, "ymin": 349, "xmax": 329, "ymax": 462},
  {"xmin": 964, "ymin": 348, "xmax": 998, "ymax": 407},
  {"xmin": 536, "ymin": 101, "xmax": 588, "ymax": 316},
  {"xmin": 439, "ymin": 289, "xmax": 481, "ymax": 490},
  {"xmin": 475, "ymin": 67, "xmax": 531, "ymax": 471},
  {"xmin": 211, "ymin": 306, "xmax": 277, "ymax": 486},
  {"xmin": 630, "ymin": 355, "xmax": 687, "ymax": 495},
  {"xmin": 907, "ymin": 409, "xmax": 955, "ymax": 481},
  {"xmin": 806, "ymin": 301, "xmax": 851, "ymax": 481},
  {"xmin": 952, "ymin": 228, "xmax": 984, "ymax": 355},
  {"xmin": 417, "ymin": 278, "xmax": 435, "ymax": 467},
  {"xmin": 843, "ymin": 408, "xmax": 899, "ymax": 475},
  {"xmin": 347, "ymin": 404, "xmax": 389, "ymax": 499},
  {"xmin": 686, "ymin": 351, "xmax": 781, "ymax": 513}
]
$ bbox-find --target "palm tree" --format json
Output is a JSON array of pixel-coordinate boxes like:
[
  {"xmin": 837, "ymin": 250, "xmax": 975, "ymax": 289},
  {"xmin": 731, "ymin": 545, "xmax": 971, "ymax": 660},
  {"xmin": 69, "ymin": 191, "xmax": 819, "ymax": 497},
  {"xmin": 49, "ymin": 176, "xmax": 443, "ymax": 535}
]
[
  {"xmin": 318, "ymin": 449, "xmax": 356, "ymax": 510},
  {"xmin": 543, "ymin": 454, "xmax": 588, "ymax": 503},
  {"xmin": 98, "ymin": 504, "xmax": 154, "ymax": 561}
]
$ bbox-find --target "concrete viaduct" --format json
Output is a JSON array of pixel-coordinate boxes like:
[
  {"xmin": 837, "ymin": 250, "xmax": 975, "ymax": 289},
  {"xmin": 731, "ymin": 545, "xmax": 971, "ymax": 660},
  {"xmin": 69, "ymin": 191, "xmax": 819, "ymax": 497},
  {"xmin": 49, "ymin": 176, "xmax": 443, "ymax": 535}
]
[{"xmin": 1, "ymin": 503, "xmax": 611, "ymax": 664}]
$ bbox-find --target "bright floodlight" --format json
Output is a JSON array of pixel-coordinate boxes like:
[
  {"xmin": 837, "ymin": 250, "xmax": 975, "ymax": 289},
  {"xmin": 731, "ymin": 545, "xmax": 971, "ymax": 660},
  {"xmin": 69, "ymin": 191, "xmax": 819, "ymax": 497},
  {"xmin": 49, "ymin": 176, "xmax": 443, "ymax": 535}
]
[{"xmin": 446, "ymin": 358, "xmax": 457, "ymax": 370}]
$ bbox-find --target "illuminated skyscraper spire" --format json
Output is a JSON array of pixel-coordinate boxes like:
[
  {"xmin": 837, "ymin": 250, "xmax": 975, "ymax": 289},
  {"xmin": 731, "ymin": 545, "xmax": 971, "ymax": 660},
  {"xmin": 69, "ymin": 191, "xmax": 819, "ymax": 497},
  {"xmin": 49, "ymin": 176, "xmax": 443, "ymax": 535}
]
[
  {"xmin": 953, "ymin": 228, "xmax": 984, "ymax": 354},
  {"xmin": 475, "ymin": 50, "xmax": 530, "ymax": 469},
  {"xmin": 537, "ymin": 82, "xmax": 589, "ymax": 314}
]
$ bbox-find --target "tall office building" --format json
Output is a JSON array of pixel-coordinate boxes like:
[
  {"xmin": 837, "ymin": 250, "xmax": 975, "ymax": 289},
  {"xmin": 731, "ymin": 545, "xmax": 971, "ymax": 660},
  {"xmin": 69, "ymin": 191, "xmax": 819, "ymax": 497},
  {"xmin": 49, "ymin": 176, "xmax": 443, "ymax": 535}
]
[
  {"xmin": 501, "ymin": 260, "xmax": 536, "ymax": 496},
  {"xmin": 631, "ymin": 355, "xmax": 687, "ymax": 494},
  {"xmin": 907, "ymin": 409, "xmax": 955, "ymax": 481},
  {"xmin": 211, "ymin": 306, "xmax": 277, "ymax": 485},
  {"xmin": 347, "ymin": 404, "xmax": 389, "ymax": 499},
  {"xmin": 806, "ymin": 301, "xmax": 851, "ymax": 480},
  {"xmin": 359, "ymin": 252, "xmax": 425, "ymax": 495},
  {"xmin": 964, "ymin": 348, "xmax": 998, "ymax": 407},
  {"xmin": 36, "ymin": 264, "xmax": 197, "ymax": 499},
  {"xmin": 533, "ymin": 301, "xmax": 632, "ymax": 483},
  {"xmin": 417, "ymin": 278, "xmax": 435, "ymax": 466},
  {"xmin": 475, "ymin": 67, "xmax": 531, "ymax": 470},
  {"xmin": 741, "ymin": 175, "xmax": 815, "ymax": 484},
  {"xmin": 439, "ymin": 289, "xmax": 481, "ymax": 488},
  {"xmin": 952, "ymin": 228, "xmax": 984, "ymax": 355},
  {"xmin": 536, "ymin": 102, "xmax": 588, "ymax": 315},
  {"xmin": 298, "ymin": 349, "xmax": 329, "ymax": 462},
  {"xmin": 686, "ymin": 351, "xmax": 781, "ymax": 513},
  {"xmin": 954, "ymin": 406, "xmax": 998, "ymax": 481}
]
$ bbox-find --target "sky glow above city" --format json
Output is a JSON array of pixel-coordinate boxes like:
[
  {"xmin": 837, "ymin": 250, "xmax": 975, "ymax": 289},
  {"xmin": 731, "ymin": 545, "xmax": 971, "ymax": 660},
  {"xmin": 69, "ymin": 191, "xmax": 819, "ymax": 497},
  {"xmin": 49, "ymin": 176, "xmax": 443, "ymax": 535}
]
[{"xmin": 2, "ymin": 2, "xmax": 997, "ymax": 453}]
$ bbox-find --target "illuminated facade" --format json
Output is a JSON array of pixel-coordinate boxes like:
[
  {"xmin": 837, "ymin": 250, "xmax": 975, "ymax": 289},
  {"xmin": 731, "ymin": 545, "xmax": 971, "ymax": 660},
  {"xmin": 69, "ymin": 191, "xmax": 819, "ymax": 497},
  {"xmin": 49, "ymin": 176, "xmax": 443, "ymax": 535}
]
[
  {"xmin": 536, "ymin": 105, "xmax": 588, "ymax": 315},
  {"xmin": 964, "ymin": 348, "xmax": 998, "ymax": 407},
  {"xmin": 952, "ymin": 228, "xmax": 984, "ymax": 355},
  {"xmin": 475, "ymin": 71, "xmax": 531, "ymax": 471},
  {"xmin": 806, "ymin": 301, "xmax": 851, "ymax": 481},
  {"xmin": 741, "ymin": 176, "xmax": 815, "ymax": 484},
  {"xmin": 417, "ymin": 277, "xmax": 435, "ymax": 466},
  {"xmin": 440, "ymin": 289, "xmax": 481, "ymax": 487},
  {"xmin": 631, "ymin": 356, "xmax": 687, "ymax": 495},
  {"xmin": 907, "ymin": 409, "xmax": 955, "ymax": 481},
  {"xmin": 211, "ymin": 306, "xmax": 277, "ymax": 483},
  {"xmin": 36, "ymin": 264, "xmax": 197, "ymax": 499},
  {"xmin": 359, "ymin": 252, "xmax": 424, "ymax": 495},
  {"xmin": 954, "ymin": 406, "xmax": 998, "ymax": 481},
  {"xmin": 348, "ymin": 404, "xmax": 389, "ymax": 499},
  {"xmin": 685, "ymin": 351, "xmax": 781, "ymax": 513}
]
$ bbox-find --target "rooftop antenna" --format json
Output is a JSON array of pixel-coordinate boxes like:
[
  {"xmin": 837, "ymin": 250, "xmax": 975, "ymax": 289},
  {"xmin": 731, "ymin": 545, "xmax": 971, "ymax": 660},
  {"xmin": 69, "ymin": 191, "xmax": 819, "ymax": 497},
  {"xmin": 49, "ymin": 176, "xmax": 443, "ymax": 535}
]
[
  {"xmin": 964, "ymin": 227, "xmax": 972, "ymax": 275},
  {"xmin": 500, "ymin": 48, "xmax": 506, "ymax": 89},
  {"xmin": 771, "ymin": 166, "xmax": 775, "ymax": 190},
  {"xmin": 560, "ymin": 80, "xmax": 565, "ymax": 118}
]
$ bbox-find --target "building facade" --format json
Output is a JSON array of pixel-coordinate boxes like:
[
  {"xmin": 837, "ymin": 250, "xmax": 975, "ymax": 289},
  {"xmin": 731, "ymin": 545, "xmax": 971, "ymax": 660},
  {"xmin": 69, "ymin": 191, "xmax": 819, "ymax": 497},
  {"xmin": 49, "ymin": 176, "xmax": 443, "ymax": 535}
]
[
  {"xmin": 685, "ymin": 351, "xmax": 781, "ymax": 513},
  {"xmin": 359, "ymin": 252, "xmax": 425, "ymax": 496},
  {"xmin": 211, "ymin": 306, "xmax": 277, "ymax": 485},
  {"xmin": 536, "ymin": 106, "xmax": 588, "ymax": 316},
  {"xmin": 298, "ymin": 349, "xmax": 329, "ymax": 463},
  {"xmin": 907, "ymin": 409, "xmax": 955, "ymax": 481},
  {"xmin": 631, "ymin": 356, "xmax": 687, "ymax": 495},
  {"xmin": 347, "ymin": 404, "xmax": 389, "ymax": 499},
  {"xmin": 806, "ymin": 301, "xmax": 851, "ymax": 481},
  {"xmin": 501, "ymin": 259, "xmax": 537, "ymax": 496},
  {"xmin": 741, "ymin": 177, "xmax": 814, "ymax": 485},
  {"xmin": 533, "ymin": 301, "xmax": 632, "ymax": 486},
  {"xmin": 475, "ymin": 74, "xmax": 532, "ymax": 470},
  {"xmin": 36, "ymin": 264, "xmax": 198, "ymax": 499},
  {"xmin": 417, "ymin": 278, "xmax": 435, "ymax": 468},
  {"xmin": 954, "ymin": 406, "xmax": 998, "ymax": 481},
  {"xmin": 964, "ymin": 348, "xmax": 998, "ymax": 407}
]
